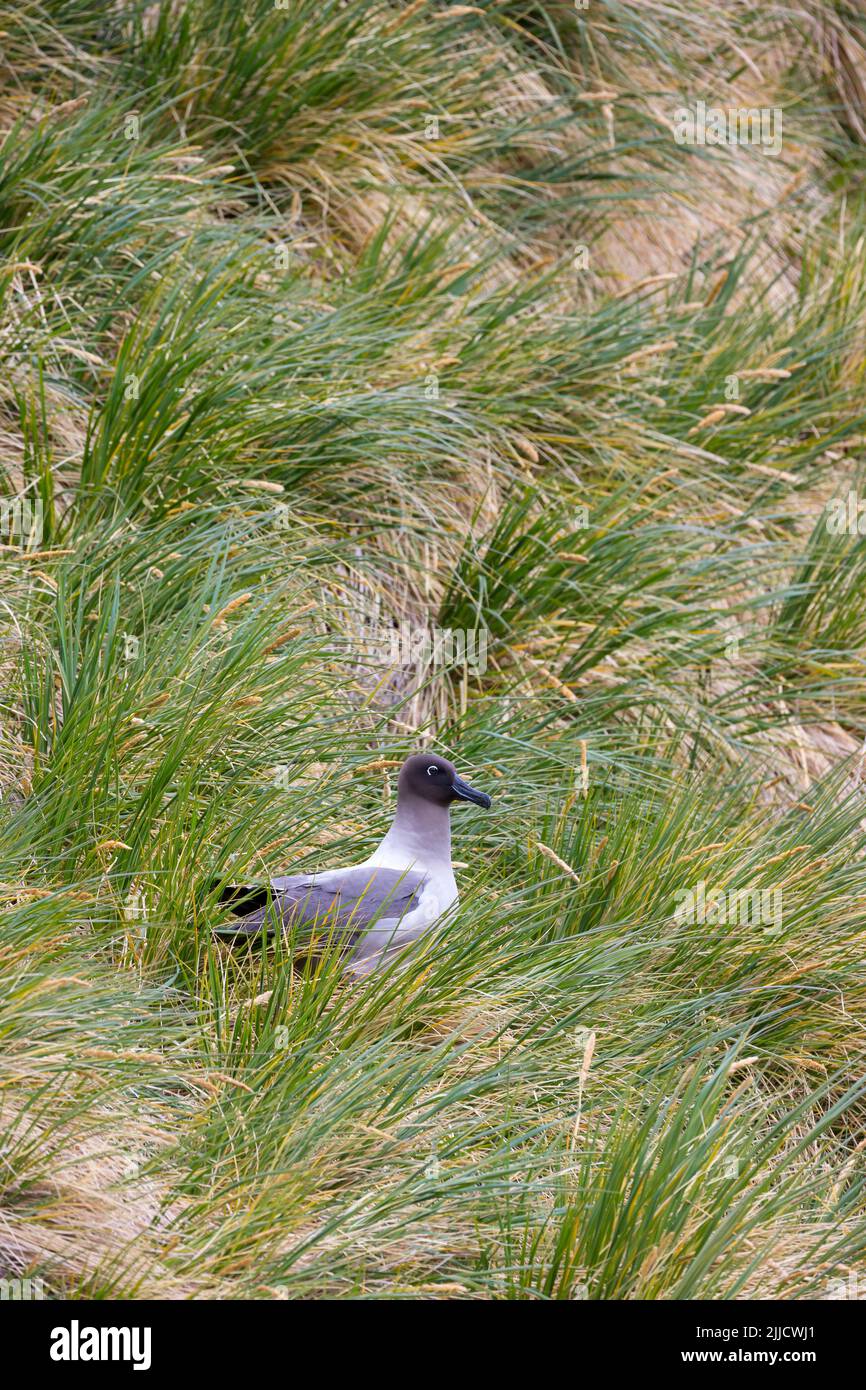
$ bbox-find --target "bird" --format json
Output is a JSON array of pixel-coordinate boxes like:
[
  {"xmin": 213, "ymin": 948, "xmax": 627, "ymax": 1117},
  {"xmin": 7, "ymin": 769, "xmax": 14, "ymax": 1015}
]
[{"xmin": 211, "ymin": 752, "xmax": 492, "ymax": 976}]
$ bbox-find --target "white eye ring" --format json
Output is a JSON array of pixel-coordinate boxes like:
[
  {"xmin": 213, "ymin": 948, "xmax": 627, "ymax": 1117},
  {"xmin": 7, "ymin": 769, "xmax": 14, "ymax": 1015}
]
[{"xmin": 427, "ymin": 765, "xmax": 439, "ymax": 776}]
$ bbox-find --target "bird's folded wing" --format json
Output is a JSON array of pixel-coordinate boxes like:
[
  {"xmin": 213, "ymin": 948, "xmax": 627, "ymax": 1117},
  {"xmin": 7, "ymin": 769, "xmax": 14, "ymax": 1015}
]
[{"xmin": 215, "ymin": 867, "xmax": 427, "ymax": 942}]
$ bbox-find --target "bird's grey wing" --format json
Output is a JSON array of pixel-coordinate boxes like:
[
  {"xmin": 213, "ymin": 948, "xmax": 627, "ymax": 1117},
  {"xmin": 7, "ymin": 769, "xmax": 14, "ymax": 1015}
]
[{"xmin": 215, "ymin": 867, "xmax": 427, "ymax": 943}]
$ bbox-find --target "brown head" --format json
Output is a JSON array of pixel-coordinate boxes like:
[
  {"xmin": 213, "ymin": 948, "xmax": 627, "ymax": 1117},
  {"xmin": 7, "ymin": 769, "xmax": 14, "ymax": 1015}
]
[{"xmin": 397, "ymin": 753, "xmax": 492, "ymax": 810}]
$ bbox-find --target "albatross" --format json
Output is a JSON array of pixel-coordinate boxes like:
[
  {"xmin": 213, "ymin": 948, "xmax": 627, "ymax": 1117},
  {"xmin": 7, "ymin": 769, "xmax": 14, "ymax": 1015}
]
[{"xmin": 212, "ymin": 753, "xmax": 491, "ymax": 976}]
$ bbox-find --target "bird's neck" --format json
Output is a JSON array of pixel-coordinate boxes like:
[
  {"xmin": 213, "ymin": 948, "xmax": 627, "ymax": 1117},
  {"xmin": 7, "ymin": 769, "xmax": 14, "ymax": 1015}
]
[{"xmin": 366, "ymin": 797, "xmax": 452, "ymax": 872}]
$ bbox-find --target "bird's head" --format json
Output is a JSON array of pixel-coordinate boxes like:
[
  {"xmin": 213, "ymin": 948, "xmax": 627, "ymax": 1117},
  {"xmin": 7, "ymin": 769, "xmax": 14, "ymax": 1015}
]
[{"xmin": 398, "ymin": 753, "xmax": 492, "ymax": 810}]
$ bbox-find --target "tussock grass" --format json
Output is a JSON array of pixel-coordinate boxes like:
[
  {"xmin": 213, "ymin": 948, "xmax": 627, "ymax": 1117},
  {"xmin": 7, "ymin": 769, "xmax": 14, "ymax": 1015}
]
[{"xmin": 2, "ymin": 0, "xmax": 866, "ymax": 1299}]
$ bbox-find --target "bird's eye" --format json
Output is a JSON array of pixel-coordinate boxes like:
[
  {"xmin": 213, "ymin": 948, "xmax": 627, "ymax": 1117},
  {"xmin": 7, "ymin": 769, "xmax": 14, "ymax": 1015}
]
[{"xmin": 427, "ymin": 765, "xmax": 439, "ymax": 776}]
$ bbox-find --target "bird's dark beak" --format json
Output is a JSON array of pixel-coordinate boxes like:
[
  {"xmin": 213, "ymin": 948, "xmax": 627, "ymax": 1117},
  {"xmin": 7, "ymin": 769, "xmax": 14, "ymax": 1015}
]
[{"xmin": 451, "ymin": 774, "xmax": 492, "ymax": 809}]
